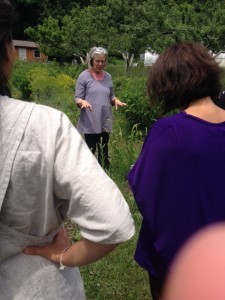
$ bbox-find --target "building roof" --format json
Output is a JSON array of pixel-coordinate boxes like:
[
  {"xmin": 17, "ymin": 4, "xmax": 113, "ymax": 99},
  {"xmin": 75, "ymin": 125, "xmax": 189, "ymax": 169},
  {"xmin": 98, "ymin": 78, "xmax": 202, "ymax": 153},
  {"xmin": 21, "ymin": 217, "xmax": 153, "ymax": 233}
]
[{"xmin": 13, "ymin": 40, "xmax": 39, "ymax": 48}]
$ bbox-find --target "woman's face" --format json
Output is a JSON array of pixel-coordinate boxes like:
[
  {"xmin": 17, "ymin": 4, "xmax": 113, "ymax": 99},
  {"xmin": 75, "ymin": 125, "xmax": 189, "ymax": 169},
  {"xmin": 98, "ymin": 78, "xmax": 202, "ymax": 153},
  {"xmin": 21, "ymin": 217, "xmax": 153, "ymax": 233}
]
[{"xmin": 92, "ymin": 54, "xmax": 106, "ymax": 73}]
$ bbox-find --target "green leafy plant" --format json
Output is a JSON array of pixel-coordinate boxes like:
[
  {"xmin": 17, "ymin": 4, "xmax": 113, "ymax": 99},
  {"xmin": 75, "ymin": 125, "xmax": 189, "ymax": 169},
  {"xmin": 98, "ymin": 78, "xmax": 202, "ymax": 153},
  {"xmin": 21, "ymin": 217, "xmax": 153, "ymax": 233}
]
[{"xmin": 113, "ymin": 76, "xmax": 161, "ymax": 131}]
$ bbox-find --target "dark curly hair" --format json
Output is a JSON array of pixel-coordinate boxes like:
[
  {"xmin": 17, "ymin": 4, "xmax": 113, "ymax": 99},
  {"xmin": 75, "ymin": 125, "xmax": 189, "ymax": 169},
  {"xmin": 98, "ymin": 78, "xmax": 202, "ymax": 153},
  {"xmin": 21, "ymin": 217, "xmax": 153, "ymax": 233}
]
[
  {"xmin": 0, "ymin": 0, "xmax": 15, "ymax": 96},
  {"xmin": 147, "ymin": 41, "xmax": 222, "ymax": 113}
]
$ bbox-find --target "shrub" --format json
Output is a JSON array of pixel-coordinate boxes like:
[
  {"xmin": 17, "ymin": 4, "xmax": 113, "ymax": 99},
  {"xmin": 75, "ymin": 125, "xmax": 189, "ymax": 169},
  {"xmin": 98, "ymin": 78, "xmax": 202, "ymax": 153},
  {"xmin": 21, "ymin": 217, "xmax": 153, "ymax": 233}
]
[
  {"xmin": 11, "ymin": 61, "xmax": 59, "ymax": 100},
  {"xmin": 113, "ymin": 77, "xmax": 161, "ymax": 131},
  {"xmin": 29, "ymin": 67, "xmax": 79, "ymax": 123},
  {"xmin": 63, "ymin": 64, "xmax": 86, "ymax": 78},
  {"xmin": 10, "ymin": 60, "xmax": 79, "ymax": 124},
  {"xmin": 10, "ymin": 60, "xmax": 34, "ymax": 99}
]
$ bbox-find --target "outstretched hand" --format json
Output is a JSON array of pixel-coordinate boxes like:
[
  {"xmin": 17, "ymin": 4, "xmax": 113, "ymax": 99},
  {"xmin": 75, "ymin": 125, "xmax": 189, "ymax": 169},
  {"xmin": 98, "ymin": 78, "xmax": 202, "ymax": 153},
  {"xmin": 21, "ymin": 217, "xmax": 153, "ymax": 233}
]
[
  {"xmin": 23, "ymin": 226, "xmax": 71, "ymax": 264},
  {"xmin": 114, "ymin": 98, "xmax": 127, "ymax": 110},
  {"xmin": 80, "ymin": 100, "xmax": 93, "ymax": 111}
]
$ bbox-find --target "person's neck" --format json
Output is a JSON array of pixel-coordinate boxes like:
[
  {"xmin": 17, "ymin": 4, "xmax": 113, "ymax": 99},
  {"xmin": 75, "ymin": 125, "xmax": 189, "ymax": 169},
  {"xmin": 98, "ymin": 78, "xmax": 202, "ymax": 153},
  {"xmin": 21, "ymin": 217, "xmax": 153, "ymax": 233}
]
[
  {"xmin": 185, "ymin": 96, "xmax": 225, "ymax": 123},
  {"xmin": 186, "ymin": 96, "xmax": 215, "ymax": 110},
  {"xmin": 90, "ymin": 69, "xmax": 104, "ymax": 80}
]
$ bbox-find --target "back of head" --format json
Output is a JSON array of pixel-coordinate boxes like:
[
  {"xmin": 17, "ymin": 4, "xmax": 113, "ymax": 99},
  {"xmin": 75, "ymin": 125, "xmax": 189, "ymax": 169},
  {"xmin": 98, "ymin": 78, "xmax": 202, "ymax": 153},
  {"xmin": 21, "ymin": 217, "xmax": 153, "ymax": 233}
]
[
  {"xmin": 148, "ymin": 41, "xmax": 222, "ymax": 113},
  {"xmin": 0, "ymin": 0, "xmax": 15, "ymax": 96}
]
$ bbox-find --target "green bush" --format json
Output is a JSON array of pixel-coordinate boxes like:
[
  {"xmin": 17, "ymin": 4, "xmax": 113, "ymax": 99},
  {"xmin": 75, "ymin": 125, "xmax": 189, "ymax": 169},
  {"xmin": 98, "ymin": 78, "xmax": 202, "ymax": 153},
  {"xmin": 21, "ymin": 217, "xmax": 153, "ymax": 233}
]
[
  {"xmin": 114, "ymin": 77, "xmax": 161, "ymax": 131},
  {"xmin": 10, "ymin": 60, "xmax": 79, "ymax": 124},
  {"xmin": 29, "ymin": 67, "xmax": 79, "ymax": 123},
  {"xmin": 29, "ymin": 69, "xmax": 75, "ymax": 100},
  {"xmin": 11, "ymin": 61, "xmax": 57, "ymax": 99},
  {"xmin": 10, "ymin": 60, "xmax": 34, "ymax": 99},
  {"xmin": 61, "ymin": 63, "xmax": 86, "ymax": 79}
]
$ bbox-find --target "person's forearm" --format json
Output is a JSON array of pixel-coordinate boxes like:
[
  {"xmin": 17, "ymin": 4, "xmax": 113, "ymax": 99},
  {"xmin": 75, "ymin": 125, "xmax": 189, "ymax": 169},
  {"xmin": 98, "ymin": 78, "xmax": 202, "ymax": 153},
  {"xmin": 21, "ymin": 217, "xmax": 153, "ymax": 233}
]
[
  {"xmin": 62, "ymin": 239, "xmax": 118, "ymax": 267},
  {"xmin": 24, "ymin": 237, "xmax": 118, "ymax": 268}
]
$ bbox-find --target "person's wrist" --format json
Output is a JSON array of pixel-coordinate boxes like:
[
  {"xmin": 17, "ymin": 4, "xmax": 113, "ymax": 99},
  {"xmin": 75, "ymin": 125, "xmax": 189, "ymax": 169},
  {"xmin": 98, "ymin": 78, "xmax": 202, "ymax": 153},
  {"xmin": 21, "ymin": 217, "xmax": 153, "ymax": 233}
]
[
  {"xmin": 59, "ymin": 246, "xmax": 70, "ymax": 270},
  {"xmin": 112, "ymin": 98, "xmax": 117, "ymax": 105},
  {"xmin": 78, "ymin": 100, "xmax": 83, "ymax": 108}
]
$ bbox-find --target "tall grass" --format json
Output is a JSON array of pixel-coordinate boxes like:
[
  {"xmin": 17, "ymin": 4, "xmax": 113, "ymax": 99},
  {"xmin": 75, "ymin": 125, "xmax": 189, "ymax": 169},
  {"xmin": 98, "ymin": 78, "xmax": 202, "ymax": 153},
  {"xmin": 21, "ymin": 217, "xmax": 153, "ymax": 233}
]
[
  {"xmin": 62, "ymin": 111, "xmax": 151, "ymax": 299},
  {"xmin": 107, "ymin": 63, "xmax": 150, "ymax": 78},
  {"xmin": 79, "ymin": 112, "xmax": 151, "ymax": 300}
]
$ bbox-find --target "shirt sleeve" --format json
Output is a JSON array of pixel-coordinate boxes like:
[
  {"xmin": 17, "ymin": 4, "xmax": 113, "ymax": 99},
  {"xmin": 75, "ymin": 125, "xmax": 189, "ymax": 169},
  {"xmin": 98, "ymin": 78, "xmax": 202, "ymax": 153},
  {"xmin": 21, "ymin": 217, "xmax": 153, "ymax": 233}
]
[
  {"xmin": 127, "ymin": 121, "xmax": 180, "ymax": 231},
  {"xmin": 109, "ymin": 75, "xmax": 115, "ymax": 102},
  {"xmin": 75, "ymin": 72, "xmax": 86, "ymax": 102},
  {"xmin": 53, "ymin": 113, "xmax": 135, "ymax": 244}
]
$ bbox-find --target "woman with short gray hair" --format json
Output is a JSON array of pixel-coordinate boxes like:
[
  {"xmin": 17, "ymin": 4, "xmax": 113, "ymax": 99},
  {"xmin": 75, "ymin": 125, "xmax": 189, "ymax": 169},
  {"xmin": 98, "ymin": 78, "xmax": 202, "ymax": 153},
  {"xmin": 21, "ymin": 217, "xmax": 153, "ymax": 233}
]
[{"xmin": 75, "ymin": 46, "xmax": 126, "ymax": 169}]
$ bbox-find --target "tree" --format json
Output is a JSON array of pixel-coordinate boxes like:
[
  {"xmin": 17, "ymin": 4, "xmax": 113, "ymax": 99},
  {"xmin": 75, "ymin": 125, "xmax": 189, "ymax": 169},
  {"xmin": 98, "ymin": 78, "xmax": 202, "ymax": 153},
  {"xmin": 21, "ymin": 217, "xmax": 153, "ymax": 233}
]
[
  {"xmin": 20, "ymin": 0, "xmax": 225, "ymax": 59},
  {"xmin": 123, "ymin": 0, "xmax": 225, "ymax": 53},
  {"xmin": 12, "ymin": 0, "xmax": 79, "ymax": 39},
  {"xmin": 25, "ymin": 16, "xmax": 67, "ymax": 57},
  {"xmin": 25, "ymin": 2, "xmax": 133, "ymax": 58}
]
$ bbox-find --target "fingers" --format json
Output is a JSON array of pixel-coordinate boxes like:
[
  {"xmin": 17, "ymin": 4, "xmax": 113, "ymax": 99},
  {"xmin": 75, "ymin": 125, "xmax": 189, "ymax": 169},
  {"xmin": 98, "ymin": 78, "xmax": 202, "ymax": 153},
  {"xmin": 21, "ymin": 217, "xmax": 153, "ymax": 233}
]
[
  {"xmin": 23, "ymin": 244, "xmax": 61, "ymax": 264},
  {"xmin": 81, "ymin": 104, "xmax": 93, "ymax": 111},
  {"xmin": 81, "ymin": 100, "xmax": 92, "ymax": 110},
  {"xmin": 23, "ymin": 246, "xmax": 45, "ymax": 256},
  {"xmin": 24, "ymin": 225, "xmax": 71, "ymax": 262},
  {"xmin": 114, "ymin": 99, "xmax": 127, "ymax": 109},
  {"xmin": 118, "ymin": 101, "xmax": 127, "ymax": 107}
]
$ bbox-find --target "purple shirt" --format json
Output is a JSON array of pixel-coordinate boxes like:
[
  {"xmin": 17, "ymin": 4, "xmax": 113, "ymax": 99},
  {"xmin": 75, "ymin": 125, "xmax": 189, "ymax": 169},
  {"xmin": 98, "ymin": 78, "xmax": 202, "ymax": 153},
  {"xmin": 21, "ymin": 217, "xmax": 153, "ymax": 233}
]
[
  {"xmin": 75, "ymin": 69, "xmax": 115, "ymax": 134},
  {"xmin": 128, "ymin": 111, "xmax": 225, "ymax": 279}
]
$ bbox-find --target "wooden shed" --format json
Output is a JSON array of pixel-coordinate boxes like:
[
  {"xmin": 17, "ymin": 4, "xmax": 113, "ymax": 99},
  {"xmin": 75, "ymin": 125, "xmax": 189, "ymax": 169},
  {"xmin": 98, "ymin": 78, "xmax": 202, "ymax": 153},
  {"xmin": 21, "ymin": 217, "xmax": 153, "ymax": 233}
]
[{"xmin": 13, "ymin": 40, "xmax": 47, "ymax": 62}]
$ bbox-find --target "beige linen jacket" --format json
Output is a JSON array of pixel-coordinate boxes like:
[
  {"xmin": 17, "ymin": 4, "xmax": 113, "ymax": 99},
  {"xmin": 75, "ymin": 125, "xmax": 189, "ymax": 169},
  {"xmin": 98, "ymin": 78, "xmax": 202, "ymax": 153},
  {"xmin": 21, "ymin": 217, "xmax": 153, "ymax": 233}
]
[{"xmin": 0, "ymin": 96, "xmax": 135, "ymax": 300}]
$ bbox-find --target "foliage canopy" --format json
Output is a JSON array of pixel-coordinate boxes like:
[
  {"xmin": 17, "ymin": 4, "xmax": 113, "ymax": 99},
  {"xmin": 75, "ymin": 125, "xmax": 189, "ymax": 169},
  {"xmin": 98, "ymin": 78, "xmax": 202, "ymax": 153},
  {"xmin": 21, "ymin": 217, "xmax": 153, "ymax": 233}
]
[{"xmin": 12, "ymin": 0, "xmax": 225, "ymax": 58}]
